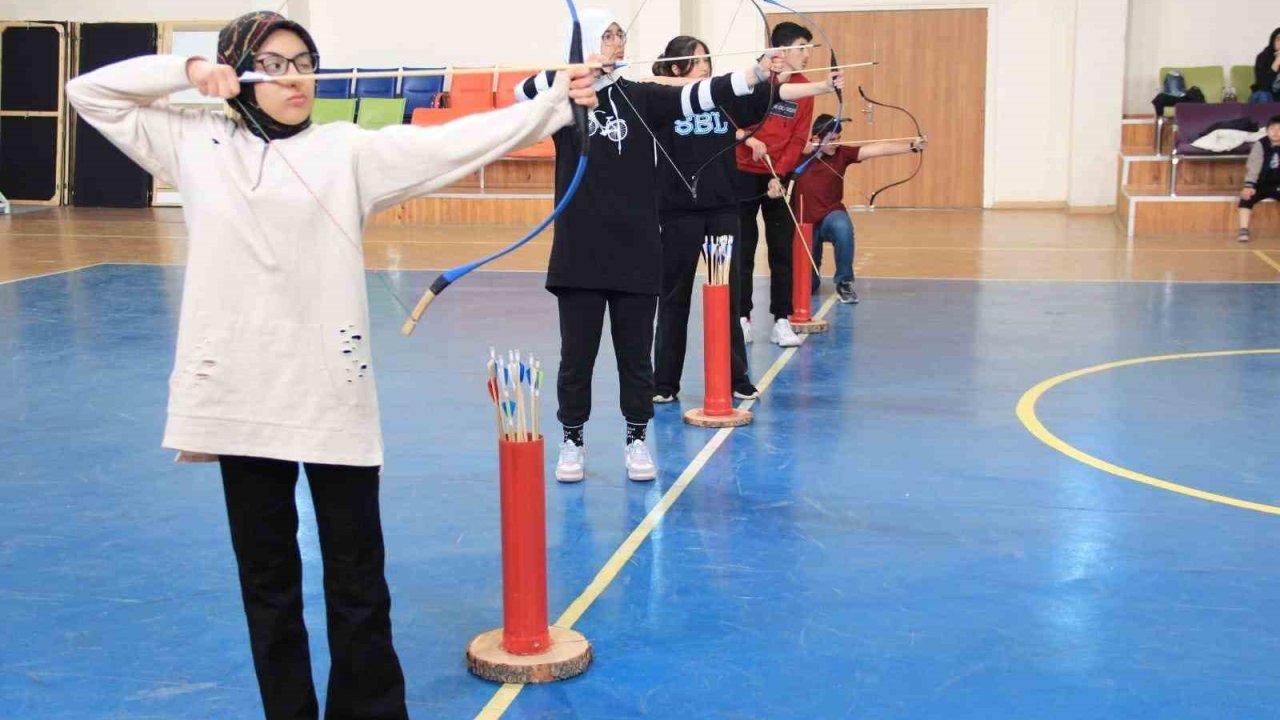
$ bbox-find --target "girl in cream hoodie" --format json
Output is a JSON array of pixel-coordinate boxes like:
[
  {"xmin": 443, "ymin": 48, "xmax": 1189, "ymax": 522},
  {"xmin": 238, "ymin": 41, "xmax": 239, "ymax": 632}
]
[{"xmin": 67, "ymin": 11, "xmax": 595, "ymax": 719}]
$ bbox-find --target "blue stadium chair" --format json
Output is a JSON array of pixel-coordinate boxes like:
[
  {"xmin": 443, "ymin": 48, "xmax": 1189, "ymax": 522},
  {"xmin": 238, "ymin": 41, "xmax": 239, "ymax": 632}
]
[
  {"xmin": 315, "ymin": 68, "xmax": 352, "ymax": 99},
  {"xmin": 402, "ymin": 70, "xmax": 445, "ymax": 122},
  {"xmin": 355, "ymin": 68, "xmax": 397, "ymax": 99}
]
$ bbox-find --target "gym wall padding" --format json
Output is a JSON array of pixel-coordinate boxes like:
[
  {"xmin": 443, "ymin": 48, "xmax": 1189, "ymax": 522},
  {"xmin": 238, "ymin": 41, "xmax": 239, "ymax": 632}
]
[{"xmin": 0, "ymin": 24, "xmax": 65, "ymax": 203}]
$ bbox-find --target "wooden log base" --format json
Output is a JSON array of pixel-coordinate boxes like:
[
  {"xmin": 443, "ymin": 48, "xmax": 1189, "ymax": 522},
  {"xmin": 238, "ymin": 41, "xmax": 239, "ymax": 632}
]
[
  {"xmin": 683, "ymin": 407, "xmax": 754, "ymax": 428},
  {"xmin": 466, "ymin": 626, "xmax": 592, "ymax": 684},
  {"xmin": 790, "ymin": 318, "xmax": 829, "ymax": 334}
]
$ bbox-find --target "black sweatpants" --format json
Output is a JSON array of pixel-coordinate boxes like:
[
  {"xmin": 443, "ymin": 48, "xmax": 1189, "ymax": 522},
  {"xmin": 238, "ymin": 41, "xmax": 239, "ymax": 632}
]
[
  {"xmin": 737, "ymin": 171, "xmax": 795, "ymax": 320},
  {"xmin": 219, "ymin": 456, "xmax": 408, "ymax": 720},
  {"xmin": 654, "ymin": 209, "xmax": 751, "ymax": 397},
  {"xmin": 1240, "ymin": 184, "xmax": 1280, "ymax": 208},
  {"xmin": 555, "ymin": 289, "xmax": 658, "ymax": 428}
]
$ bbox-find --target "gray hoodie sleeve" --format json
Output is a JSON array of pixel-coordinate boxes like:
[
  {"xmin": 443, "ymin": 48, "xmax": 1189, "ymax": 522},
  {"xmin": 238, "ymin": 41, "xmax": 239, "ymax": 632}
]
[{"xmin": 1245, "ymin": 142, "xmax": 1263, "ymax": 188}]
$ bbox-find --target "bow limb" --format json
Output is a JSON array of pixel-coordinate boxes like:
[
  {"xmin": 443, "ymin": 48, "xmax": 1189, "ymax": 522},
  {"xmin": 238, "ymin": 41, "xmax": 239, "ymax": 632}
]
[
  {"xmin": 858, "ymin": 84, "xmax": 923, "ymax": 209},
  {"xmin": 400, "ymin": 0, "xmax": 591, "ymax": 336}
]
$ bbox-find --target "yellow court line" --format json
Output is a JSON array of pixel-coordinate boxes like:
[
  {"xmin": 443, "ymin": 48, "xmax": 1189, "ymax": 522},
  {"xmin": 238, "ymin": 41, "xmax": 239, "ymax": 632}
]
[
  {"xmin": 1016, "ymin": 349, "xmax": 1280, "ymax": 515},
  {"xmin": 473, "ymin": 294, "xmax": 841, "ymax": 720},
  {"xmin": 0, "ymin": 263, "xmax": 104, "ymax": 286},
  {"xmin": 851, "ymin": 273, "xmax": 1280, "ymax": 285},
  {"xmin": 1253, "ymin": 250, "xmax": 1280, "ymax": 274},
  {"xmin": 859, "ymin": 246, "xmax": 1280, "ymax": 254}
]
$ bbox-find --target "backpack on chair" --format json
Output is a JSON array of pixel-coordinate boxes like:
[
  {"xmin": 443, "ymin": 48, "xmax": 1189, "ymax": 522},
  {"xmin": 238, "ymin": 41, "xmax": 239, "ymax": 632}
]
[{"xmin": 1162, "ymin": 71, "xmax": 1188, "ymax": 97}]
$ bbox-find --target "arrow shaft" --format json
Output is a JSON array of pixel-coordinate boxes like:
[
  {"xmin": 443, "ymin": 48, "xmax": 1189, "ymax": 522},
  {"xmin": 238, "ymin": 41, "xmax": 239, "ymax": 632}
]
[
  {"xmin": 793, "ymin": 61, "xmax": 877, "ymax": 73},
  {"xmin": 239, "ymin": 44, "xmax": 828, "ymax": 84},
  {"xmin": 824, "ymin": 136, "xmax": 922, "ymax": 146}
]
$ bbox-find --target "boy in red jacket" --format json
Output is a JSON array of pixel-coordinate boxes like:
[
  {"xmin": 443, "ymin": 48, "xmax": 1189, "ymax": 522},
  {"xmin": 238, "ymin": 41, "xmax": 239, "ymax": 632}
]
[{"xmin": 735, "ymin": 21, "xmax": 815, "ymax": 348}]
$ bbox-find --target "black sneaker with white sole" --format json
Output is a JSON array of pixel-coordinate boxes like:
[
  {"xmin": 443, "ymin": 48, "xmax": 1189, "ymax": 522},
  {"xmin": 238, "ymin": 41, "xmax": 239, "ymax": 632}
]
[
  {"xmin": 733, "ymin": 383, "xmax": 760, "ymax": 400},
  {"xmin": 837, "ymin": 281, "xmax": 859, "ymax": 304}
]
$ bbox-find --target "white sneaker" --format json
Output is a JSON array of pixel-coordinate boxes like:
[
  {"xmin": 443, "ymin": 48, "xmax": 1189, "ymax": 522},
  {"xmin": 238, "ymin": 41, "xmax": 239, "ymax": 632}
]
[
  {"xmin": 770, "ymin": 318, "xmax": 802, "ymax": 347},
  {"xmin": 740, "ymin": 317, "xmax": 753, "ymax": 345},
  {"xmin": 555, "ymin": 441, "xmax": 586, "ymax": 483},
  {"xmin": 624, "ymin": 440, "xmax": 657, "ymax": 482}
]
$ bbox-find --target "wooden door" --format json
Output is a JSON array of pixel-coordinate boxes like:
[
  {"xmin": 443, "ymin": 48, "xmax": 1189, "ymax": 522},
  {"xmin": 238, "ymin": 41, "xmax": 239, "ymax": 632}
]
[
  {"xmin": 770, "ymin": 8, "xmax": 987, "ymax": 208},
  {"xmin": 806, "ymin": 10, "xmax": 879, "ymax": 205}
]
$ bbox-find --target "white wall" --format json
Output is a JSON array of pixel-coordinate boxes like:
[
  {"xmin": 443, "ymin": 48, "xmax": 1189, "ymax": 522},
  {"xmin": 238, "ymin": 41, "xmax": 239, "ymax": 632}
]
[
  {"xmin": 1125, "ymin": 0, "xmax": 1277, "ymax": 115},
  {"xmin": 1, "ymin": 0, "xmax": 275, "ymax": 22},
  {"xmin": 1069, "ymin": 0, "xmax": 1128, "ymax": 207},
  {"xmin": 305, "ymin": 0, "xmax": 679, "ymax": 72},
  {"xmin": 987, "ymin": 0, "xmax": 1078, "ymax": 205}
]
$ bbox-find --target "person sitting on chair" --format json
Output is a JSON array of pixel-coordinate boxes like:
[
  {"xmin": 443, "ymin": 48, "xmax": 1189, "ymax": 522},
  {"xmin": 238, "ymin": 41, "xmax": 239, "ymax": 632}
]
[
  {"xmin": 1250, "ymin": 28, "xmax": 1280, "ymax": 103},
  {"xmin": 1237, "ymin": 115, "xmax": 1280, "ymax": 242}
]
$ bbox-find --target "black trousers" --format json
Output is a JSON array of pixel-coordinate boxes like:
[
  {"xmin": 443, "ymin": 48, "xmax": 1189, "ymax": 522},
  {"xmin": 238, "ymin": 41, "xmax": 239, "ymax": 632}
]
[
  {"xmin": 219, "ymin": 456, "xmax": 408, "ymax": 720},
  {"xmin": 737, "ymin": 171, "xmax": 795, "ymax": 320},
  {"xmin": 654, "ymin": 209, "xmax": 751, "ymax": 396},
  {"xmin": 555, "ymin": 289, "xmax": 658, "ymax": 428},
  {"xmin": 1240, "ymin": 185, "xmax": 1280, "ymax": 209}
]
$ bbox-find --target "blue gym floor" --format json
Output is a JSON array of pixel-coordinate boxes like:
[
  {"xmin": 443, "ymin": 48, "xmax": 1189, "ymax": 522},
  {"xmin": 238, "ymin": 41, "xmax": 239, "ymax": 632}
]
[{"xmin": 2, "ymin": 264, "xmax": 1279, "ymax": 719}]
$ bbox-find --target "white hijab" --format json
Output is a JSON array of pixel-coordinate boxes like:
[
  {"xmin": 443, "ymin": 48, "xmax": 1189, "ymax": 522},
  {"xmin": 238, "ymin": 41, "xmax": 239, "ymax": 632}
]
[{"xmin": 567, "ymin": 8, "xmax": 624, "ymax": 90}]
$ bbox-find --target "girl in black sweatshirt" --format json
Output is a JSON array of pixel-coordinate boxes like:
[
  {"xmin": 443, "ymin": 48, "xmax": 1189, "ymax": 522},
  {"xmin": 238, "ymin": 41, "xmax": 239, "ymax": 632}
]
[
  {"xmin": 649, "ymin": 35, "xmax": 841, "ymax": 404},
  {"xmin": 1251, "ymin": 28, "xmax": 1280, "ymax": 103},
  {"xmin": 515, "ymin": 9, "xmax": 765, "ymax": 482}
]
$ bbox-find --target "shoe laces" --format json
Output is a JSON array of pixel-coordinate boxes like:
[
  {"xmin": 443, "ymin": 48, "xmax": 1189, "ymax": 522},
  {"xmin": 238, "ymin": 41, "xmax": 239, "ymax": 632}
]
[
  {"xmin": 558, "ymin": 441, "xmax": 583, "ymax": 464},
  {"xmin": 626, "ymin": 439, "xmax": 653, "ymax": 465}
]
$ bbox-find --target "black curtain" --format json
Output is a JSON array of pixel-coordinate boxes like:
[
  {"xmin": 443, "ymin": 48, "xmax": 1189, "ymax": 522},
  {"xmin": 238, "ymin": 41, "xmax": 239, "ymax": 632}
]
[
  {"xmin": 71, "ymin": 23, "xmax": 158, "ymax": 207},
  {"xmin": 0, "ymin": 24, "xmax": 65, "ymax": 202}
]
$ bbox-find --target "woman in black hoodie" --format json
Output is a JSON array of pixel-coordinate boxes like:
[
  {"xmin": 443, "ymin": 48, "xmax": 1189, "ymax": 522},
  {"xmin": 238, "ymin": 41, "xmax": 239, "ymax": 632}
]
[
  {"xmin": 515, "ymin": 10, "xmax": 768, "ymax": 483},
  {"xmin": 649, "ymin": 35, "xmax": 841, "ymax": 405},
  {"xmin": 1251, "ymin": 28, "xmax": 1280, "ymax": 103}
]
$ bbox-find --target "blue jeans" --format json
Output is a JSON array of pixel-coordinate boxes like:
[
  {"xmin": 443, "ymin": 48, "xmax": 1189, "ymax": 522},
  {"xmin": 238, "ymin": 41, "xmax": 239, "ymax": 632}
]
[
  {"xmin": 812, "ymin": 208, "xmax": 855, "ymax": 286},
  {"xmin": 1250, "ymin": 90, "xmax": 1275, "ymax": 103}
]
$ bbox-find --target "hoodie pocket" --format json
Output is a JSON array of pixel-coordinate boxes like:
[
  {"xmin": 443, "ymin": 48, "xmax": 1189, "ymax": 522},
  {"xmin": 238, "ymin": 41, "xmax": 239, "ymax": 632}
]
[{"xmin": 169, "ymin": 314, "xmax": 349, "ymax": 430}]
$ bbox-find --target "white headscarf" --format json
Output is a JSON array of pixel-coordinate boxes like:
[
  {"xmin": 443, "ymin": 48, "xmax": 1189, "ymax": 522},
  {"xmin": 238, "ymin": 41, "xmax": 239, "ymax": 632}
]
[{"xmin": 567, "ymin": 8, "xmax": 623, "ymax": 59}]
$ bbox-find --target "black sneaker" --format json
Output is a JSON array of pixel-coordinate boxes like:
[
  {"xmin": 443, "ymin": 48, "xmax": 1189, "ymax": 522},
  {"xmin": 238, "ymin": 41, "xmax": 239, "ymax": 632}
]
[
  {"xmin": 836, "ymin": 281, "xmax": 859, "ymax": 304},
  {"xmin": 653, "ymin": 391, "xmax": 678, "ymax": 404},
  {"xmin": 1237, "ymin": 228, "xmax": 1251, "ymax": 243},
  {"xmin": 733, "ymin": 383, "xmax": 760, "ymax": 400}
]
